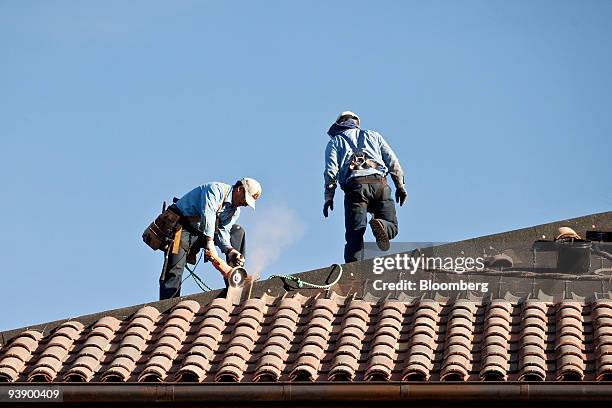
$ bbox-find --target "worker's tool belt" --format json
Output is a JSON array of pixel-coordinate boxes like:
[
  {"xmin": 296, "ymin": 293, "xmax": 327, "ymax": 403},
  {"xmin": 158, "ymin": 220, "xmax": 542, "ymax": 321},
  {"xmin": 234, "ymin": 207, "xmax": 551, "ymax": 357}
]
[
  {"xmin": 162, "ymin": 204, "xmax": 202, "ymax": 236},
  {"xmin": 143, "ymin": 186, "xmax": 229, "ymax": 258},
  {"xmin": 343, "ymin": 174, "xmax": 386, "ymax": 190},
  {"xmin": 142, "ymin": 206, "xmax": 182, "ymax": 251},
  {"xmin": 142, "ymin": 203, "xmax": 206, "ymax": 251},
  {"xmin": 167, "ymin": 205, "xmax": 209, "ymax": 265}
]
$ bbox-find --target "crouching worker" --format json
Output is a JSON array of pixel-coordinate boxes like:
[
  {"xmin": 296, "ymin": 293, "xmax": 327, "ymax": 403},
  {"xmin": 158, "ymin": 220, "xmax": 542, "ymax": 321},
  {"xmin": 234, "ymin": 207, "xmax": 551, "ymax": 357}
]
[
  {"xmin": 323, "ymin": 111, "xmax": 407, "ymax": 263},
  {"xmin": 144, "ymin": 178, "xmax": 261, "ymax": 300}
]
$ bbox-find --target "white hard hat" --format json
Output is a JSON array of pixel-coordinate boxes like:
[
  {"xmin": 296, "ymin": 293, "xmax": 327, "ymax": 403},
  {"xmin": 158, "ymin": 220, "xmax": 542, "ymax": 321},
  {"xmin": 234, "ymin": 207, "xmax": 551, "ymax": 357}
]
[
  {"xmin": 336, "ymin": 111, "xmax": 360, "ymax": 125},
  {"xmin": 240, "ymin": 177, "xmax": 261, "ymax": 209}
]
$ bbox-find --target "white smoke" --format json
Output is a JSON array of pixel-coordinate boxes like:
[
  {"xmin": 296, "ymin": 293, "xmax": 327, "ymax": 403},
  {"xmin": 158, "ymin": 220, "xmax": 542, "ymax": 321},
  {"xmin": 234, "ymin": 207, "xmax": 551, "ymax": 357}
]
[{"xmin": 246, "ymin": 204, "xmax": 306, "ymax": 279}]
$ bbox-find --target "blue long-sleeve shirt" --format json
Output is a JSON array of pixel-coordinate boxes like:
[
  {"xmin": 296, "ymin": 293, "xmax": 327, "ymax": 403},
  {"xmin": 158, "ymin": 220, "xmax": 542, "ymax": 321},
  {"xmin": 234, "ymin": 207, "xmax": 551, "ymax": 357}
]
[
  {"xmin": 324, "ymin": 126, "xmax": 404, "ymax": 192},
  {"xmin": 174, "ymin": 182, "xmax": 239, "ymax": 253}
]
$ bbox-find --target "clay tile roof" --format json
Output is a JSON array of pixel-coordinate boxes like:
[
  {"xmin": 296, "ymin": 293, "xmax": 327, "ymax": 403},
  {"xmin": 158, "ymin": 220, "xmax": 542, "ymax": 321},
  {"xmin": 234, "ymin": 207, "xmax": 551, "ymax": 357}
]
[{"xmin": 4, "ymin": 294, "xmax": 612, "ymax": 384}]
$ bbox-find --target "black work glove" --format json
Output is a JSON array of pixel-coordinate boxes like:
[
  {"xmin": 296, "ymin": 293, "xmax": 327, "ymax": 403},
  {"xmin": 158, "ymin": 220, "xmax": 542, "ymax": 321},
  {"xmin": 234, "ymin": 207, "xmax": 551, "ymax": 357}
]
[
  {"xmin": 390, "ymin": 174, "xmax": 407, "ymax": 206},
  {"xmin": 323, "ymin": 200, "xmax": 334, "ymax": 218},
  {"xmin": 323, "ymin": 182, "xmax": 336, "ymax": 218},
  {"xmin": 225, "ymin": 248, "xmax": 245, "ymax": 267},
  {"xmin": 395, "ymin": 187, "xmax": 408, "ymax": 206}
]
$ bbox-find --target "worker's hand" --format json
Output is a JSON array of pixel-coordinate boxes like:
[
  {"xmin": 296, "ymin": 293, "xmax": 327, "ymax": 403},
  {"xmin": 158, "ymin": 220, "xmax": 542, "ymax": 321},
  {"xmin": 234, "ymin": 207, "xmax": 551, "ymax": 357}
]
[
  {"xmin": 225, "ymin": 248, "xmax": 245, "ymax": 267},
  {"xmin": 204, "ymin": 238, "xmax": 218, "ymax": 260},
  {"xmin": 323, "ymin": 200, "xmax": 334, "ymax": 218},
  {"xmin": 395, "ymin": 187, "xmax": 408, "ymax": 206}
]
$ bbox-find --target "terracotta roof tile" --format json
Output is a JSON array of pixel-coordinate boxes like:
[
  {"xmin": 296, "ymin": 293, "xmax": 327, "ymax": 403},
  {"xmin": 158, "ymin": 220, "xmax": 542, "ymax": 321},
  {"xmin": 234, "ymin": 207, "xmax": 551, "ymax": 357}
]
[
  {"xmin": 440, "ymin": 303, "xmax": 476, "ymax": 381},
  {"xmin": 24, "ymin": 321, "xmax": 84, "ymax": 382},
  {"xmin": 215, "ymin": 299, "xmax": 266, "ymax": 382},
  {"xmin": 6, "ymin": 330, "xmax": 43, "ymax": 352},
  {"xmin": 101, "ymin": 306, "xmax": 160, "ymax": 382},
  {"xmin": 137, "ymin": 302, "xmax": 197, "ymax": 382},
  {"xmin": 2, "ymin": 344, "xmax": 32, "ymax": 363},
  {"xmin": 517, "ymin": 302, "xmax": 550, "ymax": 381},
  {"xmin": 5, "ymin": 294, "xmax": 612, "ymax": 383},
  {"xmin": 93, "ymin": 316, "xmax": 121, "ymax": 332},
  {"xmin": 328, "ymin": 300, "xmax": 371, "ymax": 381},
  {"xmin": 0, "ymin": 330, "xmax": 43, "ymax": 382},
  {"xmin": 592, "ymin": 301, "xmax": 612, "ymax": 380},
  {"xmin": 254, "ymin": 299, "xmax": 302, "ymax": 382},
  {"xmin": 289, "ymin": 298, "xmax": 338, "ymax": 382},
  {"xmin": 480, "ymin": 301, "xmax": 512, "ymax": 380},
  {"xmin": 52, "ymin": 321, "xmax": 84, "ymax": 340},
  {"xmin": 555, "ymin": 302, "xmax": 585, "ymax": 380},
  {"xmin": 114, "ymin": 345, "xmax": 141, "ymax": 361},
  {"xmin": 401, "ymin": 302, "xmax": 441, "ymax": 381}
]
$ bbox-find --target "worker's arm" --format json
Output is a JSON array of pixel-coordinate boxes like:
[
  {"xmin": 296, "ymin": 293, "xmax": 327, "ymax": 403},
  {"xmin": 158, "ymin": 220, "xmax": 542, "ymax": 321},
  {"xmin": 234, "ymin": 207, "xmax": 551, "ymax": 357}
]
[
  {"xmin": 215, "ymin": 209, "xmax": 240, "ymax": 254},
  {"xmin": 323, "ymin": 140, "xmax": 339, "ymax": 217},
  {"xmin": 201, "ymin": 184, "xmax": 223, "ymax": 240},
  {"xmin": 378, "ymin": 133, "xmax": 407, "ymax": 205},
  {"xmin": 377, "ymin": 133, "xmax": 404, "ymax": 181}
]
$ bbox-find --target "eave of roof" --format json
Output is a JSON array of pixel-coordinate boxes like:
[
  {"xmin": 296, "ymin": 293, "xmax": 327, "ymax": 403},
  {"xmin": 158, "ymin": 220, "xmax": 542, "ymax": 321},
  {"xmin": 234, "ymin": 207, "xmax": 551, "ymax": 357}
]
[{"xmin": 1, "ymin": 382, "xmax": 612, "ymax": 405}]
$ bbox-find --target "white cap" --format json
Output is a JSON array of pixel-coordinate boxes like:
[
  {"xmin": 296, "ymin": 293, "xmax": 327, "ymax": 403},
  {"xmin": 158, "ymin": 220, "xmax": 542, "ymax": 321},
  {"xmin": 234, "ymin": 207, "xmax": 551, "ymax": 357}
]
[
  {"xmin": 335, "ymin": 110, "xmax": 360, "ymax": 125},
  {"xmin": 241, "ymin": 177, "xmax": 261, "ymax": 208}
]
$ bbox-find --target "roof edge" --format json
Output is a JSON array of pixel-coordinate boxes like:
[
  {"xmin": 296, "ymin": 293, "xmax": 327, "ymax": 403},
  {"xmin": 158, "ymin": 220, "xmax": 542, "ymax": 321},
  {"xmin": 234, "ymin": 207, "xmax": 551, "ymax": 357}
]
[{"xmin": 0, "ymin": 382, "xmax": 611, "ymax": 403}]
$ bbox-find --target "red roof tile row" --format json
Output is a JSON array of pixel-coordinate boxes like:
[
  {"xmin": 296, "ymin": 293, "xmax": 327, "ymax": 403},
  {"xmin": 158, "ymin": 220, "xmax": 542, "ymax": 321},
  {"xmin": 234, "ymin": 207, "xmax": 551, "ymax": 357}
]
[{"xmin": 1, "ymin": 294, "xmax": 612, "ymax": 383}]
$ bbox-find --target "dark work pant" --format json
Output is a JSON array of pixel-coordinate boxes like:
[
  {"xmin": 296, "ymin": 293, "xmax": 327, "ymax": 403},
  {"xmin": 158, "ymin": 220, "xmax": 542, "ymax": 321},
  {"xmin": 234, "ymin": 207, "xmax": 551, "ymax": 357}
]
[
  {"xmin": 159, "ymin": 224, "xmax": 246, "ymax": 300},
  {"xmin": 343, "ymin": 178, "xmax": 398, "ymax": 263}
]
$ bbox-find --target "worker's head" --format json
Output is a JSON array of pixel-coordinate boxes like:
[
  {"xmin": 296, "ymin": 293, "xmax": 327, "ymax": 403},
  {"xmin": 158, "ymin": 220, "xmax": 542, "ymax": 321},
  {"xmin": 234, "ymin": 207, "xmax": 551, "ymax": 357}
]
[
  {"xmin": 232, "ymin": 177, "xmax": 261, "ymax": 208},
  {"xmin": 335, "ymin": 110, "xmax": 360, "ymax": 127}
]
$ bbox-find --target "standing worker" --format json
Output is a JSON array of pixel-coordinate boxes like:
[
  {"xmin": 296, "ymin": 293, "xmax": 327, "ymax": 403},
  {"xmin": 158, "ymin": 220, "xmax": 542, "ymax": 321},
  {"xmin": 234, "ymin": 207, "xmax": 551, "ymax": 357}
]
[
  {"xmin": 153, "ymin": 178, "xmax": 261, "ymax": 300},
  {"xmin": 323, "ymin": 111, "xmax": 407, "ymax": 262}
]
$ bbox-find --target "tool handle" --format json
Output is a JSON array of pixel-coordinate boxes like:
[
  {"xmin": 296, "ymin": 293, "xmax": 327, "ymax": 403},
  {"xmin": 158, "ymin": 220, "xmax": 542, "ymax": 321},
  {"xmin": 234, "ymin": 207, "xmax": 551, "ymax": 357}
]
[{"xmin": 204, "ymin": 249, "xmax": 233, "ymax": 276}]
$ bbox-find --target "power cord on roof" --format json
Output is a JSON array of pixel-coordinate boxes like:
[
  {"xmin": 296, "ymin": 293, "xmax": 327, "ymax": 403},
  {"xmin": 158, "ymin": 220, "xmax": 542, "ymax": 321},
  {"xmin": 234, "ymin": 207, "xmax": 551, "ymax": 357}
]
[
  {"xmin": 167, "ymin": 250, "xmax": 212, "ymax": 299},
  {"xmin": 185, "ymin": 251, "xmax": 212, "ymax": 292},
  {"xmin": 269, "ymin": 264, "xmax": 343, "ymax": 289}
]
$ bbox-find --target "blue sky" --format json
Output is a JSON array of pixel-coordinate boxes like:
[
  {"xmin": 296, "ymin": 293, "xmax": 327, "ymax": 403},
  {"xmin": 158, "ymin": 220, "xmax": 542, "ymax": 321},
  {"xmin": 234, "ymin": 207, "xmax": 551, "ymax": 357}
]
[{"xmin": 1, "ymin": 1, "xmax": 611, "ymax": 331}]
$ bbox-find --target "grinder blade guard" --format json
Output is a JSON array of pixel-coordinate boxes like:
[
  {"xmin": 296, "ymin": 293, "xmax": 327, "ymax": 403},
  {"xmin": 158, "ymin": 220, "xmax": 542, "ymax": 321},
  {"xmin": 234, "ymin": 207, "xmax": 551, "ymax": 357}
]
[{"xmin": 228, "ymin": 267, "xmax": 248, "ymax": 287}]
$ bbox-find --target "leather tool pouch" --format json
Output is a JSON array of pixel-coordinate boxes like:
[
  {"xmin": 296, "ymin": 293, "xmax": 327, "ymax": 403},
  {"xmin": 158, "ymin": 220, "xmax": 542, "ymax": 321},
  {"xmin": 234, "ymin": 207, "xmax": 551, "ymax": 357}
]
[{"xmin": 142, "ymin": 206, "xmax": 181, "ymax": 251}]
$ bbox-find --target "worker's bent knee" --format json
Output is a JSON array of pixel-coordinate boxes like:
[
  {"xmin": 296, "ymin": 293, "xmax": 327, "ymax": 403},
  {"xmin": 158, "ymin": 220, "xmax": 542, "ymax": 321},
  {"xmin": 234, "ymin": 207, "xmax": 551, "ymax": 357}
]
[
  {"xmin": 230, "ymin": 224, "xmax": 246, "ymax": 256},
  {"xmin": 231, "ymin": 224, "xmax": 245, "ymax": 238}
]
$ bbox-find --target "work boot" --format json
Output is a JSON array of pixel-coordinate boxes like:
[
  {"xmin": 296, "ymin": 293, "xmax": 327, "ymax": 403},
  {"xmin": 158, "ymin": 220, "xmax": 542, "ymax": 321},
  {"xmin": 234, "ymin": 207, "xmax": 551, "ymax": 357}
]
[{"xmin": 369, "ymin": 218, "xmax": 390, "ymax": 251}]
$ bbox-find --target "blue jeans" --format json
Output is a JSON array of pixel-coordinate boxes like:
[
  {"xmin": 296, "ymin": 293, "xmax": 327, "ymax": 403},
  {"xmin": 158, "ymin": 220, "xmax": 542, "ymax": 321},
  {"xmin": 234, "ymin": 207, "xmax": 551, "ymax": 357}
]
[
  {"xmin": 159, "ymin": 224, "xmax": 246, "ymax": 300},
  {"xmin": 343, "ymin": 176, "xmax": 398, "ymax": 262}
]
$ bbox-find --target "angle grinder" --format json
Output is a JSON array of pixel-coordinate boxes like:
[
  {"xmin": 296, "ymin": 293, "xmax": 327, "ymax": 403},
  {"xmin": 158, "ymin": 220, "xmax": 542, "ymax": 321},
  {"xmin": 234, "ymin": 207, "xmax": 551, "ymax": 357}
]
[{"xmin": 204, "ymin": 249, "xmax": 248, "ymax": 288}]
